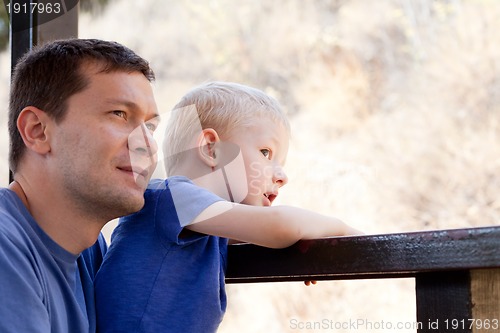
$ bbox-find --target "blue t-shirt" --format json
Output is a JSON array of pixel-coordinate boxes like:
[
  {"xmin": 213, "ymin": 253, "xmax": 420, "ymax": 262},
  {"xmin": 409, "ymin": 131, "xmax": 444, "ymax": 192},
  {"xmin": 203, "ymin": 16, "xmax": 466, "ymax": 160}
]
[
  {"xmin": 95, "ymin": 177, "xmax": 227, "ymax": 333},
  {"xmin": 0, "ymin": 188, "xmax": 107, "ymax": 333}
]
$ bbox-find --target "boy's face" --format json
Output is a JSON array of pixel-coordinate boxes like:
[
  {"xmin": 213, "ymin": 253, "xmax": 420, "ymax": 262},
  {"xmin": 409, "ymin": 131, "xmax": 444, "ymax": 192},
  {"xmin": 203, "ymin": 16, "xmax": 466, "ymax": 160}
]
[{"xmin": 225, "ymin": 118, "xmax": 289, "ymax": 206}]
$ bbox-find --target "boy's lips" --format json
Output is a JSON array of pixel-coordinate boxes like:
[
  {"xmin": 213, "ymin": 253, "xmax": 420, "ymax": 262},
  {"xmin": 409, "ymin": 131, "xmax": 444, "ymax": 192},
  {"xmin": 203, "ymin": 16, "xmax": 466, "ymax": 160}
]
[{"xmin": 263, "ymin": 192, "xmax": 278, "ymax": 205}]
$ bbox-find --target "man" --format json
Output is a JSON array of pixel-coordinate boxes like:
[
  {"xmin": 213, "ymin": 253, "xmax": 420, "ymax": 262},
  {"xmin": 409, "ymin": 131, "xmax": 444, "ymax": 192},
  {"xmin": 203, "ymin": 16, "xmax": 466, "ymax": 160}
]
[{"xmin": 0, "ymin": 38, "xmax": 159, "ymax": 332}]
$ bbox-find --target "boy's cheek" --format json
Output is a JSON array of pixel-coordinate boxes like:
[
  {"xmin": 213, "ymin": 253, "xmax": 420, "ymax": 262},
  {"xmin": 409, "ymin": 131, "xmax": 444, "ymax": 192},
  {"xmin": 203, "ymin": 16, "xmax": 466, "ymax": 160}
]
[
  {"xmin": 247, "ymin": 179, "xmax": 262, "ymax": 198},
  {"xmin": 221, "ymin": 148, "xmax": 249, "ymax": 203}
]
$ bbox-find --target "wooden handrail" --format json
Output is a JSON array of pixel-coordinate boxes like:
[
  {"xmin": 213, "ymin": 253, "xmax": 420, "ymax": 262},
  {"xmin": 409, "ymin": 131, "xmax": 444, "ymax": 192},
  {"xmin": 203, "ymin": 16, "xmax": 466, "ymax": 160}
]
[{"xmin": 226, "ymin": 226, "xmax": 500, "ymax": 283}]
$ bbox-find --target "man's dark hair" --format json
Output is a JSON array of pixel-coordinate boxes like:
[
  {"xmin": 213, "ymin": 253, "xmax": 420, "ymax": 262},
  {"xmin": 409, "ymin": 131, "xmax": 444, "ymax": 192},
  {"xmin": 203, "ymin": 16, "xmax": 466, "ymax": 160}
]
[{"xmin": 8, "ymin": 38, "xmax": 155, "ymax": 173}]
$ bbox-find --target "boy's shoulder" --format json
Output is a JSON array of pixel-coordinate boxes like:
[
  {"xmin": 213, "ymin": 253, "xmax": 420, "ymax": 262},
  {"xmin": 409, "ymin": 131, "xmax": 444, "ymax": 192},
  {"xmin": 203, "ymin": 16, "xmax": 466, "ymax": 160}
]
[
  {"xmin": 145, "ymin": 176, "xmax": 226, "ymax": 228},
  {"xmin": 147, "ymin": 176, "xmax": 193, "ymax": 191}
]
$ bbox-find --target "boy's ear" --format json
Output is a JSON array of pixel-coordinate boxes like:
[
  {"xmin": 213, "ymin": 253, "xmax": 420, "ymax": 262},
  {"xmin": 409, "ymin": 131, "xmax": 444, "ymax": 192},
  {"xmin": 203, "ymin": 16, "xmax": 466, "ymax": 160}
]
[
  {"xmin": 197, "ymin": 128, "xmax": 221, "ymax": 169},
  {"xmin": 16, "ymin": 106, "xmax": 53, "ymax": 155}
]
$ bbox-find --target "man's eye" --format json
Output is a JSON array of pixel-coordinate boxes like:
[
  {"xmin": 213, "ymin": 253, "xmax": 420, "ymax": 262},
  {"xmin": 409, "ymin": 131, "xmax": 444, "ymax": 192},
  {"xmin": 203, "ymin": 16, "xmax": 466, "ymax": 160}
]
[
  {"xmin": 145, "ymin": 116, "xmax": 161, "ymax": 133},
  {"xmin": 113, "ymin": 110, "xmax": 127, "ymax": 119},
  {"xmin": 260, "ymin": 149, "xmax": 271, "ymax": 159},
  {"xmin": 145, "ymin": 122, "xmax": 157, "ymax": 132}
]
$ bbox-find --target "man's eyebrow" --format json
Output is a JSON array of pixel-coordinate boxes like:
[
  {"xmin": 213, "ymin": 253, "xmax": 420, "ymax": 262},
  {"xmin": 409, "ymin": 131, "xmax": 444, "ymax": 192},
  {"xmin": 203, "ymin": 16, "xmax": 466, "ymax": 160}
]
[
  {"xmin": 104, "ymin": 98, "xmax": 160, "ymax": 119},
  {"xmin": 103, "ymin": 98, "xmax": 138, "ymax": 108},
  {"xmin": 147, "ymin": 114, "xmax": 161, "ymax": 123}
]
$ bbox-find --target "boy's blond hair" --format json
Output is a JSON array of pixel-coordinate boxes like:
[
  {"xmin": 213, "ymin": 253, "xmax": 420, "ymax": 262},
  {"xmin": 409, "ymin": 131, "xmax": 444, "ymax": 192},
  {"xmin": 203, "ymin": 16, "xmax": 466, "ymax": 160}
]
[{"xmin": 163, "ymin": 81, "xmax": 290, "ymax": 175}]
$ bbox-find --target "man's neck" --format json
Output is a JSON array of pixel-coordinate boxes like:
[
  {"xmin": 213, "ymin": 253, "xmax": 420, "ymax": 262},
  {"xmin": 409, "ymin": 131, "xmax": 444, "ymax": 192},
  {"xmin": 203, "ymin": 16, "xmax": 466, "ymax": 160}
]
[{"xmin": 9, "ymin": 179, "xmax": 104, "ymax": 255}]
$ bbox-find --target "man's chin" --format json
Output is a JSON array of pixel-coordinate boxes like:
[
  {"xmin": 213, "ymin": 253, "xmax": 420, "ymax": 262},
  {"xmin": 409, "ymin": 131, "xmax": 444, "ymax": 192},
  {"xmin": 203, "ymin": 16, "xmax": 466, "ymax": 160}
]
[
  {"xmin": 127, "ymin": 196, "xmax": 146, "ymax": 213},
  {"xmin": 110, "ymin": 193, "xmax": 145, "ymax": 218}
]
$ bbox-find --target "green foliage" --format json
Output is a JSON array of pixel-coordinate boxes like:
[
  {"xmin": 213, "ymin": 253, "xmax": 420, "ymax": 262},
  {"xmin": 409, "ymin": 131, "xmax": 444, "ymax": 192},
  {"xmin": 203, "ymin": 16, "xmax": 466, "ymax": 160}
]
[
  {"xmin": 79, "ymin": 0, "xmax": 111, "ymax": 13},
  {"xmin": 0, "ymin": 2, "xmax": 7, "ymax": 51},
  {"xmin": 0, "ymin": 0, "xmax": 112, "ymax": 52}
]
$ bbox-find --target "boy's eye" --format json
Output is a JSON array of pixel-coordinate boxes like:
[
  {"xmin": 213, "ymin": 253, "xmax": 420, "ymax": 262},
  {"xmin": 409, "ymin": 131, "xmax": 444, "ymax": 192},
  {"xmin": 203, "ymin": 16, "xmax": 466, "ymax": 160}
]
[{"xmin": 260, "ymin": 149, "xmax": 271, "ymax": 159}]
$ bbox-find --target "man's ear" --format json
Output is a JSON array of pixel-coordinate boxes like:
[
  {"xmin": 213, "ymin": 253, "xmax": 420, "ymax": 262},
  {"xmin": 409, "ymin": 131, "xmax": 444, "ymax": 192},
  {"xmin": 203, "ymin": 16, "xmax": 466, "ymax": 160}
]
[
  {"xmin": 197, "ymin": 128, "xmax": 221, "ymax": 169},
  {"xmin": 16, "ymin": 107, "xmax": 52, "ymax": 155}
]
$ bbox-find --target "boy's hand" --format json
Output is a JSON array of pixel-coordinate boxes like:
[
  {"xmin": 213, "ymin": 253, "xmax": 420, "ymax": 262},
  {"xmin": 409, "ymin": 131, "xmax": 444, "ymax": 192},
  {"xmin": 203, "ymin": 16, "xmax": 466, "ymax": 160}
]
[
  {"xmin": 304, "ymin": 281, "xmax": 317, "ymax": 286},
  {"xmin": 343, "ymin": 225, "xmax": 364, "ymax": 236}
]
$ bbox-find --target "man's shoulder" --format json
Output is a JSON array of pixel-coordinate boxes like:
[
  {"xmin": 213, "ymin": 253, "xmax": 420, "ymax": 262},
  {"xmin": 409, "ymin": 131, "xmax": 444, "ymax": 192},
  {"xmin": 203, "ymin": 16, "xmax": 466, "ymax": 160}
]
[
  {"xmin": 0, "ymin": 191, "xmax": 40, "ymax": 276},
  {"xmin": 0, "ymin": 189, "xmax": 52, "ymax": 266},
  {"xmin": 0, "ymin": 189, "xmax": 30, "ymax": 242},
  {"xmin": 0, "ymin": 188, "xmax": 18, "ymax": 212}
]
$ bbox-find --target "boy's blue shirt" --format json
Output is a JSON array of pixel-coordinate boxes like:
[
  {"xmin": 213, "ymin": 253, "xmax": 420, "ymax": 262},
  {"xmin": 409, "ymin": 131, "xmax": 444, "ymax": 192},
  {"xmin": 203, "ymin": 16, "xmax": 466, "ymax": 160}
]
[
  {"xmin": 0, "ymin": 188, "xmax": 107, "ymax": 333},
  {"xmin": 95, "ymin": 177, "xmax": 228, "ymax": 333}
]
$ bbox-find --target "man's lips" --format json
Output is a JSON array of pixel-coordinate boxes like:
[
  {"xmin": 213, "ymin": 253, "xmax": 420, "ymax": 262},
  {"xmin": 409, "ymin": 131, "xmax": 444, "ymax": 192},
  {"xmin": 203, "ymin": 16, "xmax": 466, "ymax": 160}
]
[{"xmin": 118, "ymin": 166, "xmax": 149, "ymax": 180}]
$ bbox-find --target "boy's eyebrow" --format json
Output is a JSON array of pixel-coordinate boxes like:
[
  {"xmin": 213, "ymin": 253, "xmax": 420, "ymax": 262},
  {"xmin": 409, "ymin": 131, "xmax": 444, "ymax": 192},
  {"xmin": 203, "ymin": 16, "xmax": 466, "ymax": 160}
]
[
  {"xmin": 270, "ymin": 135, "xmax": 284, "ymax": 149},
  {"xmin": 269, "ymin": 133, "xmax": 289, "ymax": 165}
]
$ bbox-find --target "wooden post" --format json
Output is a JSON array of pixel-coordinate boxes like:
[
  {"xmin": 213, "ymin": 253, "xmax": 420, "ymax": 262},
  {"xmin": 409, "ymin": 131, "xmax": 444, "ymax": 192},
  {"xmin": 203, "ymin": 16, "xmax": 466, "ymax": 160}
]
[
  {"xmin": 471, "ymin": 268, "xmax": 500, "ymax": 333},
  {"xmin": 416, "ymin": 271, "xmax": 472, "ymax": 333},
  {"xmin": 416, "ymin": 268, "xmax": 500, "ymax": 333}
]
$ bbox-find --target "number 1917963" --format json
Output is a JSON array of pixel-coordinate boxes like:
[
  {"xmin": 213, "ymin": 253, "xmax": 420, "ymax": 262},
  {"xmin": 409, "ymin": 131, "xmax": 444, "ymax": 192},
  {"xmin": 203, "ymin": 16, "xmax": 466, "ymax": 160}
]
[
  {"xmin": 444, "ymin": 319, "xmax": 499, "ymax": 330},
  {"xmin": 6, "ymin": 2, "xmax": 62, "ymax": 14}
]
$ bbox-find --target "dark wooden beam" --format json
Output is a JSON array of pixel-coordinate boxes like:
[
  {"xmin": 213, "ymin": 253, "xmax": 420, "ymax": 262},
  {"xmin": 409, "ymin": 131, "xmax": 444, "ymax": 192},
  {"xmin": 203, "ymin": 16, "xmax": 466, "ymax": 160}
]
[{"xmin": 226, "ymin": 226, "xmax": 500, "ymax": 283}]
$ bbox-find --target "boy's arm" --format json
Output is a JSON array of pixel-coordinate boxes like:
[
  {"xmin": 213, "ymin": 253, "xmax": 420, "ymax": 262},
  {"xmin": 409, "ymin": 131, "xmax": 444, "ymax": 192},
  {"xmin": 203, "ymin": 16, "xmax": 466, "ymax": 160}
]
[{"xmin": 185, "ymin": 201, "xmax": 361, "ymax": 249}]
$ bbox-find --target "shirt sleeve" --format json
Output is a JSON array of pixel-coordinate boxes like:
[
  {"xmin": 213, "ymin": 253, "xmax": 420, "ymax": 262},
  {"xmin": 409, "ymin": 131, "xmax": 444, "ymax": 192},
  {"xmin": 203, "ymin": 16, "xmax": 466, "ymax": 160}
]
[
  {"xmin": 167, "ymin": 177, "xmax": 225, "ymax": 228},
  {"xmin": 152, "ymin": 177, "xmax": 225, "ymax": 246}
]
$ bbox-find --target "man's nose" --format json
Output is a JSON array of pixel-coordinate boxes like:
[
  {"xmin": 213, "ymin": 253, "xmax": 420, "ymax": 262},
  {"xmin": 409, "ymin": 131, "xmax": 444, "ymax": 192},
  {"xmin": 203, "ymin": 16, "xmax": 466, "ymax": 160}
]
[{"xmin": 128, "ymin": 123, "xmax": 158, "ymax": 159}]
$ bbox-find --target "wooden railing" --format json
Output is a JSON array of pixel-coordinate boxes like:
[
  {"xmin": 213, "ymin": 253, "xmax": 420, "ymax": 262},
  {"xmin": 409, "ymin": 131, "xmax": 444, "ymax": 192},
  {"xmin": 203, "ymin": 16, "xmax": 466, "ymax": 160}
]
[{"xmin": 226, "ymin": 226, "xmax": 500, "ymax": 333}]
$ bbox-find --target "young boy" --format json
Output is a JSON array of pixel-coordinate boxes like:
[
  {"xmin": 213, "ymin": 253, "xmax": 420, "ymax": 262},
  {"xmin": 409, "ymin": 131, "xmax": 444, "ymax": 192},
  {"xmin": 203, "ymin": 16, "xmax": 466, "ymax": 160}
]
[{"xmin": 95, "ymin": 81, "xmax": 360, "ymax": 333}]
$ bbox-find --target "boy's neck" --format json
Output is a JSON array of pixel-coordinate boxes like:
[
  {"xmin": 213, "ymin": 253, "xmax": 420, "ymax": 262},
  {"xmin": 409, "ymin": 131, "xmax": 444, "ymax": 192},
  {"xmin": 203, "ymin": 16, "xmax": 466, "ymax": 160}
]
[{"xmin": 170, "ymin": 164, "xmax": 232, "ymax": 202}]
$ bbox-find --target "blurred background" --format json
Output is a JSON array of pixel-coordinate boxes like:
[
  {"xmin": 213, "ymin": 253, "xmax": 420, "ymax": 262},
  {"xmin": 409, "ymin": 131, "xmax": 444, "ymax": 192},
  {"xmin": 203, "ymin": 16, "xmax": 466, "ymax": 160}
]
[{"xmin": 1, "ymin": 0, "xmax": 499, "ymax": 332}]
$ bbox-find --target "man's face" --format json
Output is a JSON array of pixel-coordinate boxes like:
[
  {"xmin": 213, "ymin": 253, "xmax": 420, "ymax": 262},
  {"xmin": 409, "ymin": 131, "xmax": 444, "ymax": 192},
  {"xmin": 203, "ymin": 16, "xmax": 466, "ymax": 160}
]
[{"xmin": 48, "ymin": 66, "xmax": 159, "ymax": 220}]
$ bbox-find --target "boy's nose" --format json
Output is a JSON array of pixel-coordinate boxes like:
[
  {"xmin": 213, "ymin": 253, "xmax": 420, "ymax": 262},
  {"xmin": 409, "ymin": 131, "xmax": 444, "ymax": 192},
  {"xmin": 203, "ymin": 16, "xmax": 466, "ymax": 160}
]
[{"xmin": 273, "ymin": 165, "xmax": 288, "ymax": 188}]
